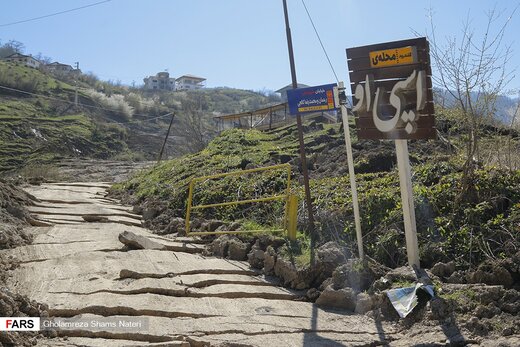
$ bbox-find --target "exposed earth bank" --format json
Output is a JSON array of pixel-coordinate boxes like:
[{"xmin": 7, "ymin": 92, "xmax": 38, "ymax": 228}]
[{"xmin": 0, "ymin": 180, "xmax": 47, "ymax": 346}]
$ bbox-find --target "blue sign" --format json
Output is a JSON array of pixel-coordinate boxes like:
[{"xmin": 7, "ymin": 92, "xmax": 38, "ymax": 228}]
[{"xmin": 287, "ymin": 83, "xmax": 338, "ymax": 115}]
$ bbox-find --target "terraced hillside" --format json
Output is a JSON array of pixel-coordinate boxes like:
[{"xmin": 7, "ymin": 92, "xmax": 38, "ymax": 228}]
[
  {"xmin": 0, "ymin": 61, "xmax": 280, "ymax": 173},
  {"xmin": 0, "ymin": 61, "xmax": 131, "ymax": 171}
]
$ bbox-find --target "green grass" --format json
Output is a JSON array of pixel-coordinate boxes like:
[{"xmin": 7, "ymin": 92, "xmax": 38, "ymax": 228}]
[
  {"xmin": 114, "ymin": 117, "xmax": 520, "ymax": 269},
  {"xmin": 0, "ymin": 62, "xmax": 131, "ymax": 171}
]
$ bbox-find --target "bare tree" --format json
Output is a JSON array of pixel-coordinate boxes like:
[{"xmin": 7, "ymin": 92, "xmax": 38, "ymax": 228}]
[
  {"xmin": 426, "ymin": 6, "xmax": 517, "ymax": 201},
  {"xmin": 175, "ymin": 96, "xmax": 217, "ymax": 154},
  {"xmin": 0, "ymin": 40, "xmax": 25, "ymax": 58}
]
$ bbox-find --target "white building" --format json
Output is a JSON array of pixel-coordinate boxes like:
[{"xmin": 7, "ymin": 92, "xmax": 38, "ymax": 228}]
[
  {"xmin": 176, "ymin": 74, "xmax": 206, "ymax": 90},
  {"xmin": 3, "ymin": 53, "xmax": 41, "ymax": 68},
  {"xmin": 46, "ymin": 62, "xmax": 73, "ymax": 73},
  {"xmin": 275, "ymin": 83, "xmax": 309, "ymax": 102},
  {"xmin": 45, "ymin": 62, "xmax": 81, "ymax": 75},
  {"xmin": 143, "ymin": 72, "xmax": 176, "ymax": 91}
]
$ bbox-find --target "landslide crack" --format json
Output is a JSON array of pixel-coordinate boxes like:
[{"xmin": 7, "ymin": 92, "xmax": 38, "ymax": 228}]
[
  {"xmin": 50, "ymin": 287, "xmax": 299, "ymax": 301},
  {"xmin": 119, "ymin": 269, "xmax": 259, "ymax": 280},
  {"xmin": 30, "ymin": 210, "xmax": 142, "ymax": 220},
  {"xmin": 48, "ymin": 306, "xmax": 221, "ymax": 319},
  {"xmin": 55, "ymin": 330, "xmax": 179, "ymax": 344},
  {"xmin": 187, "ymin": 279, "xmax": 276, "ymax": 288}
]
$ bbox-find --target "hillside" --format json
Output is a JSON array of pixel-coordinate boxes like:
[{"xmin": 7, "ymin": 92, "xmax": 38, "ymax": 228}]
[
  {"xmin": 110, "ymin": 108, "xmax": 520, "ymax": 340},
  {"xmin": 112, "ymin": 110, "xmax": 520, "ymax": 269},
  {"xmin": 0, "ymin": 61, "xmax": 279, "ymax": 172}
]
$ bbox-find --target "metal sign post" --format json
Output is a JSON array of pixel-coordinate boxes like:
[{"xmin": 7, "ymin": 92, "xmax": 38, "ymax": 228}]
[
  {"xmin": 282, "ymin": 0, "xmax": 317, "ymax": 261},
  {"xmin": 395, "ymin": 139, "xmax": 420, "ymax": 267},
  {"xmin": 346, "ymin": 37, "xmax": 436, "ymax": 269},
  {"xmin": 335, "ymin": 82, "xmax": 364, "ymax": 260}
]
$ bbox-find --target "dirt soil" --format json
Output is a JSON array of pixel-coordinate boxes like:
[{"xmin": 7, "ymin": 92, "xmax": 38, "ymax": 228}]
[{"xmin": 0, "ymin": 179, "xmax": 47, "ymax": 347}]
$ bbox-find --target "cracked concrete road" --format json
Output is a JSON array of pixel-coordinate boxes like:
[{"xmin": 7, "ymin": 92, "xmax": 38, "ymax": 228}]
[{"xmin": 1, "ymin": 182, "xmax": 472, "ymax": 346}]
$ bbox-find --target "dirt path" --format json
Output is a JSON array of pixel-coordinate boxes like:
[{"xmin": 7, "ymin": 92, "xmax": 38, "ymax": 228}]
[{"xmin": 2, "ymin": 182, "xmax": 486, "ymax": 346}]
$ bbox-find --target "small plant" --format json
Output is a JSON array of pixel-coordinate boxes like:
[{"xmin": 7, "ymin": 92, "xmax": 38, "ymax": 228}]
[{"xmin": 19, "ymin": 164, "xmax": 61, "ymax": 181}]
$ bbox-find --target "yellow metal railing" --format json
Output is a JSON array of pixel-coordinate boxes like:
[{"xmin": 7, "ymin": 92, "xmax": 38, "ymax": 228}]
[{"xmin": 185, "ymin": 164, "xmax": 297, "ymax": 240}]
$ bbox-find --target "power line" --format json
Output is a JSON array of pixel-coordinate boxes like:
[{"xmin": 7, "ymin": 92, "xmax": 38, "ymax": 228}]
[
  {"xmin": 0, "ymin": 0, "xmax": 112, "ymax": 28},
  {"xmin": 300, "ymin": 0, "xmax": 340, "ymax": 84},
  {"xmin": 0, "ymin": 84, "xmax": 172, "ymax": 124},
  {"xmin": 300, "ymin": 0, "xmax": 353, "ymax": 108}
]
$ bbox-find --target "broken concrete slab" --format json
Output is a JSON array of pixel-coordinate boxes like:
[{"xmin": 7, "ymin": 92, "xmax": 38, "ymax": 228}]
[
  {"xmin": 119, "ymin": 231, "xmax": 166, "ymax": 250},
  {"xmin": 36, "ymin": 337, "xmax": 190, "ymax": 347},
  {"xmin": 119, "ymin": 231, "xmax": 204, "ymax": 253},
  {"xmin": 32, "ymin": 214, "xmax": 142, "ymax": 227},
  {"xmin": 34, "ymin": 312, "xmax": 395, "ymax": 347},
  {"xmin": 28, "ymin": 205, "xmax": 141, "ymax": 219}
]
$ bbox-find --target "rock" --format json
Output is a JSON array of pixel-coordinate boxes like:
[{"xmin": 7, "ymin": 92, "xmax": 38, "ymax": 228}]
[
  {"xmin": 316, "ymin": 285, "xmax": 356, "ymax": 311},
  {"xmin": 132, "ymin": 205, "xmax": 143, "ymax": 215},
  {"xmin": 501, "ymin": 302, "xmax": 520, "ymax": 314},
  {"xmin": 316, "ymin": 241, "xmax": 346, "ymax": 264},
  {"xmin": 447, "ymin": 270, "xmax": 467, "ymax": 284},
  {"xmin": 385, "ymin": 266, "xmax": 417, "ymax": 284},
  {"xmin": 190, "ymin": 218, "xmax": 203, "ymax": 230},
  {"xmin": 319, "ymin": 277, "xmax": 333, "ymax": 291},
  {"xmin": 275, "ymin": 258, "xmax": 299, "ymax": 288},
  {"xmin": 431, "ymin": 261, "xmax": 456, "ymax": 278},
  {"xmin": 206, "ymin": 220, "xmax": 225, "ymax": 232},
  {"xmin": 315, "ymin": 241, "xmax": 347, "ymax": 282},
  {"xmin": 163, "ymin": 217, "xmax": 185, "ymax": 235},
  {"xmin": 215, "ymin": 224, "xmax": 229, "ymax": 232},
  {"xmin": 501, "ymin": 288, "xmax": 519, "ymax": 304},
  {"xmin": 27, "ymin": 217, "xmax": 53, "ymax": 227},
  {"xmin": 142, "ymin": 207, "xmax": 160, "ymax": 221},
  {"xmin": 228, "ymin": 222, "xmax": 241, "ymax": 231},
  {"xmin": 257, "ymin": 234, "xmax": 285, "ymax": 251},
  {"xmin": 118, "ymin": 231, "xmax": 165, "ymax": 250},
  {"xmin": 263, "ymin": 246, "xmax": 277, "ymax": 275},
  {"xmin": 372, "ymin": 277, "xmax": 391, "ymax": 292},
  {"xmin": 228, "ymin": 239, "xmax": 250, "ymax": 261},
  {"xmin": 210, "ymin": 235, "xmax": 231, "ymax": 258},
  {"xmin": 477, "ymin": 286, "xmax": 503, "ymax": 305},
  {"xmin": 465, "ymin": 316, "xmax": 489, "ymax": 336},
  {"xmin": 429, "ymin": 297, "xmax": 451, "ymax": 320},
  {"xmin": 247, "ymin": 241, "xmax": 265, "ymax": 269},
  {"xmin": 467, "ymin": 265, "xmax": 513, "ymax": 287},
  {"xmin": 355, "ymin": 292, "xmax": 373, "ymax": 314},
  {"xmin": 6, "ymin": 205, "xmax": 25, "ymax": 219},
  {"xmin": 332, "ymin": 259, "xmax": 376, "ymax": 292},
  {"xmin": 502, "ymin": 327, "xmax": 513, "ymax": 336},
  {"xmin": 82, "ymin": 214, "xmax": 109, "ymax": 222},
  {"xmin": 306, "ymin": 288, "xmax": 320, "ymax": 301}
]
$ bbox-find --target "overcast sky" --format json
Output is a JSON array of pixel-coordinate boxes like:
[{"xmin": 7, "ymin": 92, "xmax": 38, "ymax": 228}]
[{"xmin": 1, "ymin": 0, "xmax": 519, "ymax": 92}]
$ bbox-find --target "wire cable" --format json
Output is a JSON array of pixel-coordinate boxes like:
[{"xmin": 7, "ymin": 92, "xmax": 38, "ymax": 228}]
[
  {"xmin": 300, "ymin": 0, "xmax": 340, "ymax": 84},
  {"xmin": 300, "ymin": 0, "xmax": 352, "ymax": 108},
  {"xmin": 0, "ymin": 0, "xmax": 112, "ymax": 27},
  {"xmin": 0, "ymin": 84, "xmax": 171, "ymax": 123}
]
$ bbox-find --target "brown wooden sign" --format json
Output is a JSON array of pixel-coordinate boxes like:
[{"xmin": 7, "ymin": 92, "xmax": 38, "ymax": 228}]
[{"xmin": 346, "ymin": 37, "xmax": 435, "ymax": 140}]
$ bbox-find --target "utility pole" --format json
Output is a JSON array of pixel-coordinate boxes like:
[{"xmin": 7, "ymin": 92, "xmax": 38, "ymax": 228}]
[
  {"xmin": 74, "ymin": 61, "xmax": 79, "ymax": 106},
  {"xmin": 157, "ymin": 113, "xmax": 175, "ymax": 164},
  {"xmin": 282, "ymin": 0, "xmax": 317, "ymax": 262}
]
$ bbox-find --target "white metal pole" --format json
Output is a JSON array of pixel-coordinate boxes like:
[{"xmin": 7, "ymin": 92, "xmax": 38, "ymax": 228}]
[
  {"xmin": 74, "ymin": 62, "xmax": 79, "ymax": 107},
  {"xmin": 395, "ymin": 139, "xmax": 420, "ymax": 268},
  {"xmin": 336, "ymin": 82, "xmax": 364, "ymax": 259}
]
